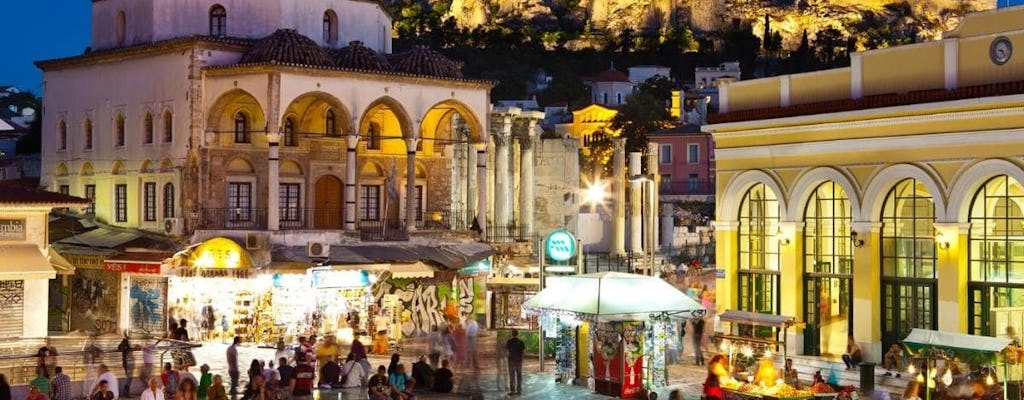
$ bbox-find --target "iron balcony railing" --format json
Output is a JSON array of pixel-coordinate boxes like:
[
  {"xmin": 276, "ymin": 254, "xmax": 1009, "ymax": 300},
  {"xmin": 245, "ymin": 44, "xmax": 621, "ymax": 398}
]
[
  {"xmin": 198, "ymin": 208, "xmax": 268, "ymax": 230},
  {"xmin": 357, "ymin": 220, "xmax": 410, "ymax": 241},
  {"xmin": 415, "ymin": 209, "xmax": 476, "ymax": 231}
]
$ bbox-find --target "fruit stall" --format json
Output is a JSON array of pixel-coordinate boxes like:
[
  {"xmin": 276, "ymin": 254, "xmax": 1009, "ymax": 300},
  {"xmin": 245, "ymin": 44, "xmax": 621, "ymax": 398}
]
[{"xmin": 901, "ymin": 328, "xmax": 1014, "ymax": 400}]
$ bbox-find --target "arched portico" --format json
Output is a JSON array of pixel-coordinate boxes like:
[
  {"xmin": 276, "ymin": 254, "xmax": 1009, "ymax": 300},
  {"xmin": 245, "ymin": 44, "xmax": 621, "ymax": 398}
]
[
  {"xmin": 861, "ymin": 163, "xmax": 948, "ymax": 222},
  {"xmin": 947, "ymin": 158, "xmax": 1024, "ymax": 222},
  {"xmin": 282, "ymin": 91, "xmax": 354, "ymax": 138},
  {"xmin": 720, "ymin": 169, "xmax": 789, "ymax": 222},
  {"xmin": 788, "ymin": 167, "xmax": 863, "ymax": 223},
  {"xmin": 207, "ymin": 89, "xmax": 267, "ymax": 141}
]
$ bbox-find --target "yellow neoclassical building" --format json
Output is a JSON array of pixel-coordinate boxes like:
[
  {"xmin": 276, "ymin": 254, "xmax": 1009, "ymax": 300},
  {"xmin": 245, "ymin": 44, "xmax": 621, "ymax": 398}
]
[{"xmin": 704, "ymin": 5, "xmax": 1024, "ymax": 359}]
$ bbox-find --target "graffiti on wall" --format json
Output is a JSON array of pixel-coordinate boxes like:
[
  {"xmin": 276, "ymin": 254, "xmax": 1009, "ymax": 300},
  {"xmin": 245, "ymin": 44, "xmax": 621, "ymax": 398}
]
[
  {"xmin": 372, "ymin": 273, "xmax": 482, "ymax": 337},
  {"xmin": 130, "ymin": 276, "xmax": 166, "ymax": 334},
  {"xmin": 71, "ymin": 269, "xmax": 118, "ymax": 333}
]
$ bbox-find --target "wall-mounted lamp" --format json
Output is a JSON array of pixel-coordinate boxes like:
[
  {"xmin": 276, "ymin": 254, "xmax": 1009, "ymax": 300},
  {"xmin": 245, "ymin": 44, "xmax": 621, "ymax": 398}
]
[
  {"xmin": 935, "ymin": 231, "xmax": 950, "ymax": 250},
  {"xmin": 850, "ymin": 230, "xmax": 865, "ymax": 248},
  {"xmin": 776, "ymin": 228, "xmax": 790, "ymax": 247}
]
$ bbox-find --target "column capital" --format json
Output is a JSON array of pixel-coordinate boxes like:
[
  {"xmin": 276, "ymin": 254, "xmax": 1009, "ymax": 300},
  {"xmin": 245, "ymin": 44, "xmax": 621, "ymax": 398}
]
[
  {"xmin": 933, "ymin": 222, "xmax": 971, "ymax": 235},
  {"xmin": 613, "ymin": 137, "xmax": 626, "ymax": 149},
  {"xmin": 346, "ymin": 134, "xmax": 360, "ymax": 149},
  {"xmin": 711, "ymin": 220, "xmax": 739, "ymax": 231},
  {"xmin": 405, "ymin": 137, "xmax": 420, "ymax": 150},
  {"xmin": 777, "ymin": 221, "xmax": 805, "ymax": 231},
  {"xmin": 492, "ymin": 132, "xmax": 512, "ymax": 147}
]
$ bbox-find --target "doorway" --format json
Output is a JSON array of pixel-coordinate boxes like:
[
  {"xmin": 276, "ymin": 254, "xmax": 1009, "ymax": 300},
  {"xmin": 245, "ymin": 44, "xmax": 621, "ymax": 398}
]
[
  {"xmin": 881, "ymin": 279, "xmax": 935, "ymax": 350},
  {"xmin": 314, "ymin": 175, "xmax": 343, "ymax": 229}
]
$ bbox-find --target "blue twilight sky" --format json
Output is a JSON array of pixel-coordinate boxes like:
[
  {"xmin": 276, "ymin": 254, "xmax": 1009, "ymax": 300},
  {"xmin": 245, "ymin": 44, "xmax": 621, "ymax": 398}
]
[{"xmin": 2, "ymin": 2, "xmax": 91, "ymax": 95}]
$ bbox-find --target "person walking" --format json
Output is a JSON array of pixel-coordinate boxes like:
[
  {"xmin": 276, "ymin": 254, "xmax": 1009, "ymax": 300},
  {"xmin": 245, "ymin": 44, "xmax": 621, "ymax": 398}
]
[
  {"xmin": 465, "ymin": 317, "xmax": 479, "ymax": 369},
  {"xmin": 692, "ymin": 317, "xmax": 706, "ymax": 366},
  {"xmin": 117, "ymin": 334, "xmax": 134, "ymax": 396},
  {"xmin": 49, "ymin": 367, "xmax": 71, "ymax": 400},
  {"xmin": 427, "ymin": 326, "xmax": 443, "ymax": 369},
  {"xmin": 37, "ymin": 339, "xmax": 58, "ymax": 379},
  {"xmin": 505, "ymin": 329, "xmax": 525, "ymax": 396},
  {"xmin": 197, "ymin": 365, "xmax": 212, "ymax": 400},
  {"xmin": 226, "ymin": 337, "xmax": 240, "ymax": 397}
]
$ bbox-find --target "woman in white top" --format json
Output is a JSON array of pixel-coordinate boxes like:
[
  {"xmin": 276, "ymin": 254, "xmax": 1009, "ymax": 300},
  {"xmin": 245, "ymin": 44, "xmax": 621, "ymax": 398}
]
[{"xmin": 140, "ymin": 378, "xmax": 164, "ymax": 400}]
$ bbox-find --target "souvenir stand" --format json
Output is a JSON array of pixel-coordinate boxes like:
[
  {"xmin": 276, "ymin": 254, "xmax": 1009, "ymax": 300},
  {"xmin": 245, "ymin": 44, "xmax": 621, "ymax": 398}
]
[
  {"xmin": 902, "ymin": 329, "xmax": 1013, "ymax": 400},
  {"xmin": 524, "ymin": 272, "xmax": 704, "ymax": 399},
  {"xmin": 712, "ymin": 310, "xmax": 811, "ymax": 400}
]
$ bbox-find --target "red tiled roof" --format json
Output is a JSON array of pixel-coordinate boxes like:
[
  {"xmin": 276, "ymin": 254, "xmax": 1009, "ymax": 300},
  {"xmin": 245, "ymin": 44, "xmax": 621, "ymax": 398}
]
[
  {"xmin": 0, "ymin": 182, "xmax": 91, "ymax": 206},
  {"xmin": 390, "ymin": 46, "xmax": 463, "ymax": 79},
  {"xmin": 240, "ymin": 29, "xmax": 333, "ymax": 67},
  {"xmin": 709, "ymin": 79, "xmax": 1024, "ymax": 124},
  {"xmin": 331, "ymin": 41, "xmax": 392, "ymax": 72},
  {"xmin": 585, "ymin": 68, "xmax": 631, "ymax": 83}
]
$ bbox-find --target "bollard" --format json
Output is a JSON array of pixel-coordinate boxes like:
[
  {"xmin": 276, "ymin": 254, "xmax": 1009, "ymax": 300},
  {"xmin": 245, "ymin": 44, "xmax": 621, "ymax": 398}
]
[{"xmin": 859, "ymin": 362, "xmax": 876, "ymax": 393}]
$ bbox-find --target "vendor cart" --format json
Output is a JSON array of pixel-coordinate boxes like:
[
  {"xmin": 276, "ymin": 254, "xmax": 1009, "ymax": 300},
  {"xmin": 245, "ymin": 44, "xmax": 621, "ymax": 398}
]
[
  {"xmin": 902, "ymin": 328, "xmax": 1014, "ymax": 400},
  {"xmin": 714, "ymin": 310, "xmax": 798, "ymax": 373}
]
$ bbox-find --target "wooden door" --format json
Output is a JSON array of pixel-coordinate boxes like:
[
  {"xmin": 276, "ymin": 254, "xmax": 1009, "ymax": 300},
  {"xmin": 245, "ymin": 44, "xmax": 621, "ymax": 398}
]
[{"xmin": 314, "ymin": 175, "xmax": 343, "ymax": 229}]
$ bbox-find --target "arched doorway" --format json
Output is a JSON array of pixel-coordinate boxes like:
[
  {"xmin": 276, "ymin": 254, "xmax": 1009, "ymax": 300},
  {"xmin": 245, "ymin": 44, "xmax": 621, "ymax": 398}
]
[
  {"xmin": 314, "ymin": 175, "xmax": 343, "ymax": 229},
  {"xmin": 737, "ymin": 183, "xmax": 782, "ymax": 315},
  {"xmin": 967, "ymin": 175, "xmax": 1024, "ymax": 336},
  {"xmin": 802, "ymin": 181, "xmax": 853, "ymax": 357}
]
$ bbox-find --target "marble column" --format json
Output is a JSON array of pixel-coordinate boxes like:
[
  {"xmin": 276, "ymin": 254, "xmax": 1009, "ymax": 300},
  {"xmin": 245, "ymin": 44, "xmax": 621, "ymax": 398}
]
[
  {"xmin": 267, "ymin": 132, "xmax": 281, "ymax": 231},
  {"xmin": 518, "ymin": 121, "xmax": 537, "ymax": 241},
  {"xmin": 646, "ymin": 142, "xmax": 660, "ymax": 253},
  {"xmin": 406, "ymin": 138, "xmax": 419, "ymax": 231},
  {"xmin": 344, "ymin": 134, "xmax": 359, "ymax": 231},
  {"xmin": 493, "ymin": 115, "xmax": 513, "ymax": 240},
  {"xmin": 611, "ymin": 139, "xmax": 626, "ymax": 255},
  {"xmin": 629, "ymin": 151, "xmax": 643, "ymax": 254},
  {"xmin": 475, "ymin": 142, "xmax": 488, "ymax": 240},
  {"xmin": 466, "ymin": 140, "xmax": 478, "ymax": 224}
]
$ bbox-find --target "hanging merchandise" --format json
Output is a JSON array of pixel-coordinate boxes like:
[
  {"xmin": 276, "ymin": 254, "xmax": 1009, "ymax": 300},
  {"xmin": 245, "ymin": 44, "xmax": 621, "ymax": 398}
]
[{"xmin": 555, "ymin": 320, "xmax": 577, "ymax": 384}]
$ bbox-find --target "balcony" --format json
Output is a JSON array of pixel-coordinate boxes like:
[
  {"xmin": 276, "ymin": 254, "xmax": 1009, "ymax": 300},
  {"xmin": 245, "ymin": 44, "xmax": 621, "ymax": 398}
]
[
  {"xmin": 356, "ymin": 220, "xmax": 409, "ymax": 241},
  {"xmin": 659, "ymin": 180, "xmax": 715, "ymax": 196},
  {"xmin": 415, "ymin": 209, "xmax": 476, "ymax": 231},
  {"xmin": 196, "ymin": 208, "xmax": 476, "ymax": 241}
]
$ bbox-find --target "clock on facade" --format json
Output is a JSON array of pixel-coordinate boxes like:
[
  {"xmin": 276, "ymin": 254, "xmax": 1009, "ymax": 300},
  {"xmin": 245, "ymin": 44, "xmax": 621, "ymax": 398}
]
[{"xmin": 991, "ymin": 37, "xmax": 1013, "ymax": 65}]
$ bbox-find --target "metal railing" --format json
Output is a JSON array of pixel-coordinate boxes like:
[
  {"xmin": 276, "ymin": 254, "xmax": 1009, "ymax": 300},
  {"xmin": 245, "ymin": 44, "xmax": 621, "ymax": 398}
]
[
  {"xmin": 659, "ymin": 180, "xmax": 715, "ymax": 196},
  {"xmin": 278, "ymin": 208, "xmax": 344, "ymax": 230},
  {"xmin": 485, "ymin": 224, "xmax": 534, "ymax": 243},
  {"xmin": 198, "ymin": 208, "xmax": 268, "ymax": 230},
  {"xmin": 415, "ymin": 209, "xmax": 475, "ymax": 231},
  {"xmin": 357, "ymin": 220, "xmax": 409, "ymax": 241}
]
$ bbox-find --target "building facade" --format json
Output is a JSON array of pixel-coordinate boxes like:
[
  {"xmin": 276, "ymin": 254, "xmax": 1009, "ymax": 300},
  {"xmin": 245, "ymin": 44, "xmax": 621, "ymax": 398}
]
[
  {"xmin": 648, "ymin": 125, "xmax": 714, "ymax": 199},
  {"xmin": 705, "ymin": 5, "xmax": 1024, "ymax": 360}
]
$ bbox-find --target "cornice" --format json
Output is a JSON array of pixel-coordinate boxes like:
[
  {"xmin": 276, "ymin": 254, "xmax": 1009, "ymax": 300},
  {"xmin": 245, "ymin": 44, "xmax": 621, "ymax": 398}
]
[
  {"xmin": 35, "ymin": 36, "xmax": 251, "ymax": 71},
  {"xmin": 204, "ymin": 62, "xmax": 496, "ymax": 90}
]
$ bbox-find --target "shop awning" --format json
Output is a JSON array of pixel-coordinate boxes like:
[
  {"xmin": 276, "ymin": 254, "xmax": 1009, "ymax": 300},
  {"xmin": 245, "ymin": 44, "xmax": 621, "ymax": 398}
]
[
  {"xmin": 0, "ymin": 245, "xmax": 57, "ymax": 280},
  {"xmin": 327, "ymin": 262, "xmax": 436, "ymax": 279},
  {"xmin": 104, "ymin": 252, "xmax": 170, "ymax": 274},
  {"xmin": 276, "ymin": 242, "xmax": 494, "ymax": 271},
  {"xmin": 48, "ymin": 247, "xmax": 76, "ymax": 275},
  {"xmin": 56, "ymin": 227, "xmax": 141, "ymax": 248},
  {"xmin": 523, "ymin": 272, "xmax": 704, "ymax": 322},
  {"xmin": 718, "ymin": 310, "xmax": 797, "ymax": 328},
  {"xmin": 902, "ymin": 328, "xmax": 1012, "ymax": 364}
]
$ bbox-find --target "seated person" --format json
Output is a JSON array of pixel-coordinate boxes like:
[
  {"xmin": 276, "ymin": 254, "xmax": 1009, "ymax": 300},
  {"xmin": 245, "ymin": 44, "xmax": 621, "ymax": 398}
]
[
  {"xmin": 883, "ymin": 344, "xmax": 904, "ymax": 378},
  {"xmin": 318, "ymin": 358, "xmax": 341, "ymax": 388},
  {"xmin": 433, "ymin": 359, "xmax": 454, "ymax": 393},
  {"xmin": 410, "ymin": 356, "xmax": 434, "ymax": 391},
  {"xmin": 783, "ymin": 358, "xmax": 800, "ymax": 389},
  {"xmin": 367, "ymin": 366, "xmax": 390, "ymax": 400},
  {"xmin": 340, "ymin": 353, "xmax": 367, "ymax": 389},
  {"xmin": 388, "ymin": 364, "xmax": 416, "ymax": 400}
]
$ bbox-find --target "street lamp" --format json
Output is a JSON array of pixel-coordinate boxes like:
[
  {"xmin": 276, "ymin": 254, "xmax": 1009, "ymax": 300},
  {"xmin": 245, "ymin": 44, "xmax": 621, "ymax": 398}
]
[{"xmin": 584, "ymin": 177, "xmax": 609, "ymax": 212}]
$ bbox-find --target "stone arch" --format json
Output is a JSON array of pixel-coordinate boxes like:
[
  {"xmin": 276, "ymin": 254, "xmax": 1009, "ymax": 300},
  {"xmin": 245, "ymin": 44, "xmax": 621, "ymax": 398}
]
[
  {"xmin": 280, "ymin": 160, "xmax": 303, "ymax": 175},
  {"xmin": 719, "ymin": 169, "xmax": 789, "ymax": 222},
  {"xmin": 359, "ymin": 96, "xmax": 414, "ymax": 142},
  {"xmin": 419, "ymin": 99, "xmax": 486, "ymax": 144},
  {"xmin": 415, "ymin": 163, "xmax": 427, "ymax": 179},
  {"xmin": 788, "ymin": 167, "xmax": 863, "ymax": 222},
  {"xmin": 206, "ymin": 88, "xmax": 266, "ymax": 135},
  {"xmin": 56, "ymin": 163, "xmax": 68, "ymax": 176},
  {"xmin": 861, "ymin": 163, "xmax": 948, "ymax": 222},
  {"xmin": 112, "ymin": 161, "xmax": 127, "ymax": 175},
  {"xmin": 81, "ymin": 162, "xmax": 94, "ymax": 176},
  {"xmin": 360, "ymin": 160, "xmax": 385, "ymax": 178},
  {"xmin": 948, "ymin": 158, "xmax": 1024, "ymax": 222},
  {"xmin": 282, "ymin": 91, "xmax": 354, "ymax": 136},
  {"xmin": 159, "ymin": 157, "xmax": 174, "ymax": 172},
  {"xmin": 226, "ymin": 157, "xmax": 255, "ymax": 174},
  {"xmin": 139, "ymin": 159, "xmax": 154, "ymax": 174}
]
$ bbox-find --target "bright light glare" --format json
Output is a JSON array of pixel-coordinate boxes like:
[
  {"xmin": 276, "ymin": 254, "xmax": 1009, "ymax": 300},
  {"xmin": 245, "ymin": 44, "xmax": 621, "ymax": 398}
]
[{"xmin": 584, "ymin": 179, "xmax": 608, "ymax": 206}]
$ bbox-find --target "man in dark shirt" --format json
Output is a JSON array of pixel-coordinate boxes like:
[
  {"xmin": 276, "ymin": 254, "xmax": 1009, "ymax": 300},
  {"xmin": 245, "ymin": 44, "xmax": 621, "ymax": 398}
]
[
  {"xmin": 505, "ymin": 329, "xmax": 526, "ymax": 396},
  {"xmin": 276, "ymin": 357, "xmax": 295, "ymax": 391},
  {"xmin": 432, "ymin": 359, "xmax": 454, "ymax": 393},
  {"xmin": 291, "ymin": 355, "xmax": 315, "ymax": 397},
  {"xmin": 367, "ymin": 366, "xmax": 389, "ymax": 400},
  {"xmin": 411, "ymin": 355, "xmax": 434, "ymax": 391},
  {"xmin": 319, "ymin": 359, "xmax": 341, "ymax": 388}
]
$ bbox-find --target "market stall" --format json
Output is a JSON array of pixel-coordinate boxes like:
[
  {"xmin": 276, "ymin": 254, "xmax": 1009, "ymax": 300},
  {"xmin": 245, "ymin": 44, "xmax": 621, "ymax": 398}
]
[
  {"xmin": 902, "ymin": 328, "xmax": 1014, "ymax": 400},
  {"xmin": 524, "ymin": 272, "xmax": 704, "ymax": 399},
  {"xmin": 710, "ymin": 311, "xmax": 812, "ymax": 400}
]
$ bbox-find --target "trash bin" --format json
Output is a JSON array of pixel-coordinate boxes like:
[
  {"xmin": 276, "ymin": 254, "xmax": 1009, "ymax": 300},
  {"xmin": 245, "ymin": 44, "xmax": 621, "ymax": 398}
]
[{"xmin": 859, "ymin": 362, "xmax": 876, "ymax": 393}]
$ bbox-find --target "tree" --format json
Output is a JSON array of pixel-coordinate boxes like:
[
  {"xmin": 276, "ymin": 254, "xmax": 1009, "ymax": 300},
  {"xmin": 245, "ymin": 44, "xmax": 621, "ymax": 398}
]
[
  {"xmin": 0, "ymin": 91, "xmax": 41, "ymax": 154},
  {"xmin": 610, "ymin": 93, "xmax": 673, "ymax": 154},
  {"xmin": 634, "ymin": 75, "xmax": 676, "ymax": 105}
]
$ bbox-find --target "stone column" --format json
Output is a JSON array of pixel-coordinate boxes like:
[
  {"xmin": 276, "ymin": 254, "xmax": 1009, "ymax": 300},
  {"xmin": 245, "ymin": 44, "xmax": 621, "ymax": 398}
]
[
  {"xmin": 660, "ymin": 203, "xmax": 674, "ymax": 248},
  {"xmin": 475, "ymin": 142, "xmax": 488, "ymax": 240},
  {"xmin": 493, "ymin": 115, "xmax": 513, "ymax": 240},
  {"xmin": 466, "ymin": 140, "xmax": 478, "ymax": 223},
  {"xmin": 267, "ymin": 132, "xmax": 281, "ymax": 231},
  {"xmin": 646, "ymin": 142, "xmax": 659, "ymax": 252},
  {"xmin": 406, "ymin": 138, "xmax": 419, "ymax": 231},
  {"xmin": 518, "ymin": 120, "xmax": 537, "ymax": 241},
  {"xmin": 611, "ymin": 139, "xmax": 626, "ymax": 255},
  {"xmin": 344, "ymin": 134, "xmax": 359, "ymax": 231},
  {"xmin": 629, "ymin": 151, "xmax": 643, "ymax": 254}
]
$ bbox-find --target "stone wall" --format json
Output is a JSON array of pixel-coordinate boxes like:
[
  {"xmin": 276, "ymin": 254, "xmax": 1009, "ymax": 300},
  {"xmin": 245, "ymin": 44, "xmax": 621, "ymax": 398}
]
[{"xmin": 534, "ymin": 137, "xmax": 579, "ymax": 237}]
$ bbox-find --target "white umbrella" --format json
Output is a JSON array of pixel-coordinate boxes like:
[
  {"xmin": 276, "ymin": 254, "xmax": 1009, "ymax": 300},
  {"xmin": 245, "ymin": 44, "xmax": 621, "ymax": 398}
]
[{"xmin": 523, "ymin": 271, "xmax": 704, "ymax": 322}]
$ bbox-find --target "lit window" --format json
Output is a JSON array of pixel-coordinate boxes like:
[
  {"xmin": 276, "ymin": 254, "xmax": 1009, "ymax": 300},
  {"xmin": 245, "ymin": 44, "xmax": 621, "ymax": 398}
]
[
  {"xmin": 115, "ymin": 184, "xmax": 128, "ymax": 222},
  {"xmin": 209, "ymin": 5, "xmax": 226, "ymax": 37},
  {"xmin": 227, "ymin": 182, "xmax": 252, "ymax": 221},
  {"xmin": 143, "ymin": 182, "xmax": 157, "ymax": 222},
  {"xmin": 366, "ymin": 123, "xmax": 381, "ymax": 150},
  {"xmin": 280, "ymin": 183, "xmax": 301, "ymax": 222}
]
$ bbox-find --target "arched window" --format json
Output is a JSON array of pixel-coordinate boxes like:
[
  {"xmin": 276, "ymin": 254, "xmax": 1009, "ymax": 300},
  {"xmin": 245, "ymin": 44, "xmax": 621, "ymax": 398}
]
[
  {"xmin": 323, "ymin": 10, "xmax": 339, "ymax": 44},
  {"xmin": 879, "ymin": 178, "xmax": 936, "ymax": 349},
  {"xmin": 802, "ymin": 181, "xmax": 853, "ymax": 356},
  {"xmin": 114, "ymin": 113, "xmax": 125, "ymax": 147},
  {"xmin": 162, "ymin": 110, "xmax": 173, "ymax": 142},
  {"xmin": 366, "ymin": 122, "xmax": 381, "ymax": 150},
  {"xmin": 234, "ymin": 112, "xmax": 249, "ymax": 143},
  {"xmin": 83, "ymin": 118, "xmax": 93, "ymax": 150},
  {"xmin": 209, "ymin": 5, "xmax": 227, "ymax": 37},
  {"xmin": 737, "ymin": 183, "xmax": 781, "ymax": 314},
  {"xmin": 58, "ymin": 121, "xmax": 67, "ymax": 150},
  {"xmin": 163, "ymin": 183, "xmax": 175, "ymax": 218},
  {"xmin": 283, "ymin": 117, "xmax": 296, "ymax": 146},
  {"xmin": 143, "ymin": 112, "xmax": 154, "ymax": 144},
  {"xmin": 325, "ymin": 109, "xmax": 337, "ymax": 136},
  {"xmin": 968, "ymin": 175, "xmax": 1024, "ymax": 335},
  {"xmin": 116, "ymin": 10, "xmax": 126, "ymax": 46}
]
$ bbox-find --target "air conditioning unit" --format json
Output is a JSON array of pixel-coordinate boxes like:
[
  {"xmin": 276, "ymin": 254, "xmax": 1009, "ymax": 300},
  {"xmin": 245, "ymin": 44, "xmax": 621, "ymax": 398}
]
[
  {"xmin": 307, "ymin": 242, "xmax": 330, "ymax": 258},
  {"xmin": 245, "ymin": 233, "xmax": 266, "ymax": 250},
  {"xmin": 163, "ymin": 218, "xmax": 184, "ymax": 236}
]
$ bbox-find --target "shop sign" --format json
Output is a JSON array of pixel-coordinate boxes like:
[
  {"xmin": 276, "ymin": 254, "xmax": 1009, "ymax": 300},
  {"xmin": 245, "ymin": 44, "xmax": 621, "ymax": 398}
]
[
  {"xmin": 310, "ymin": 268, "xmax": 369, "ymax": 289},
  {"xmin": 104, "ymin": 261, "xmax": 162, "ymax": 274},
  {"xmin": 0, "ymin": 218, "xmax": 26, "ymax": 240},
  {"xmin": 63, "ymin": 253, "xmax": 106, "ymax": 269},
  {"xmin": 458, "ymin": 259, "xmax": 492, "ymax": 275},
  {"xmin": 715, "ymin": 269, "xmax": 725, "ymax": 279},
  {"xmin": 544, "ymin": 230, "xmax": 576, "ymax": 262}
]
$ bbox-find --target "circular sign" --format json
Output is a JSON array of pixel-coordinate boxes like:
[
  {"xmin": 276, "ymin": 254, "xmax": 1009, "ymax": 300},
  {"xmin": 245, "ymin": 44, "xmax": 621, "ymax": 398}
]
[
  {"xmin": 991, "ymin": 36, "xmax": 1013, "ymax": 65},
  {"xmin": 545, "ymin": 230, "xmax": 577, "ymax": 262}
]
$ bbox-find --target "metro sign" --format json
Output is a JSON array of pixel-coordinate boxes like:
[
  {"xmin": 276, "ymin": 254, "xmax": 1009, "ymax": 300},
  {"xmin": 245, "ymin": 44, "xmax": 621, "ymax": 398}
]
[{"xmin": 544, "ymin": 230, "xmax": 577, "ymax": 262}]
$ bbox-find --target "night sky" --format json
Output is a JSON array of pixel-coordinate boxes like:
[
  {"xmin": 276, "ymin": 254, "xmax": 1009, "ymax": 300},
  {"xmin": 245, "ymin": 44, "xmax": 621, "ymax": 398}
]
[{"xmin": 2, "ymin": 2, "xmax": 90, "ymax": 94}]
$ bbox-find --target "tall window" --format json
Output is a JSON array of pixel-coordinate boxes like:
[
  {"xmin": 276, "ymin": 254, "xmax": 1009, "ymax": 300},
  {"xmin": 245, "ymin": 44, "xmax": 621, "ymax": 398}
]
[
  {"xmin": 143, "ymin": 112, "xmax": 154, "ymax": 144},
  {"xmin": 116, "ymin": 11, "xmax": 126, "ymax": 46},
  {"xmin": 688, "ymin": 144, "xmax": 699, "ymax": 164},
  {"xmin": 366, "ymin": 123, "xmax": 381, "ymax": 150},
  {"xmin": 659, "ymin": 144, "xmax": 672, "ymax": 164},
  {"xmin": 234, "ymin": 112, "xmax": 249, "ymax": 143},
  {"xmin": 360, "ymin": 185, "xmax": 380, "ymax": 220},
  {"xmin": 602, "ymin": 93, "xmax": 609, "ymax": 104},
  {"xmin": 280, "ymin": 183, "xmax": 301, "ymax": 221},
  {"xmin": 967, "ymin": 175, "xmax": 1024, "ymax": 336},
  {"xmin": 209, "ymin": 5, "xmax": 226, "ymax": 36},
  {"xmin": 84, "ymin": 184, "xmax": 96, "ymax": 214},
  {"xmin": 283, "ymin": 117, "xmax": 296, "ymax": 146},
  {"xmin": 323, "ymin": 10, "xmax": 338, "ymax": 44},
  {"xmin": 227, "ymin": 182, "xmax": 252, "ymax": 221},
  {"xmin": 325, "ymin": 109, "xmax": 337, "ymax": 136},
  {"xmin": 688, "ymin": 173, "xmax": 700, "ymax": 192},
  {"xmin": 162, "ymin": 110, "xmax": 173, "ymax": 142},
  {"xmin": 616, "ymin": 92, "xmax": 623, "ymax": 104},
  {"xmin": 115, "ymin": 184, "xmax": 128, "ymax": 222},
  {"xmin": 58, "ymin": 121, "xmax": 67, "ymax": 150},
  {"xmin": 59, "ymin": 185, "xmax": 69, "ymax": 195},
  {"xmin": 114, "ymin": 114, "xmax": 125, "ymax": 147},
  {"xmin": 83, "ymin": 119, "xmax": 93, "ymax": 150},
  {"xmin": 737, "ymin": 183, "xmax": 781, "ymax": 314},
  {"xmin": 414, "ymin": 185, "xmax": 424, "ymax": 221},
  {"xmin": 803, "ymin": 181, "xmax": 853, "ymax": 356},
  {"xmin": 143, "ymin": 182, "xmax": 157, "ymax": 221},
  {"xmin": 163, "ymin": 183, "xmax": 175, "ymax": 218}
]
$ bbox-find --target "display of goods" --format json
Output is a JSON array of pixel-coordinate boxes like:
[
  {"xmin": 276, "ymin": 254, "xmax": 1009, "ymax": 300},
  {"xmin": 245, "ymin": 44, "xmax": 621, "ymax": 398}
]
[{"xmin": 810, "ymin": 383, "xmax": 835, "ymax": 394}]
